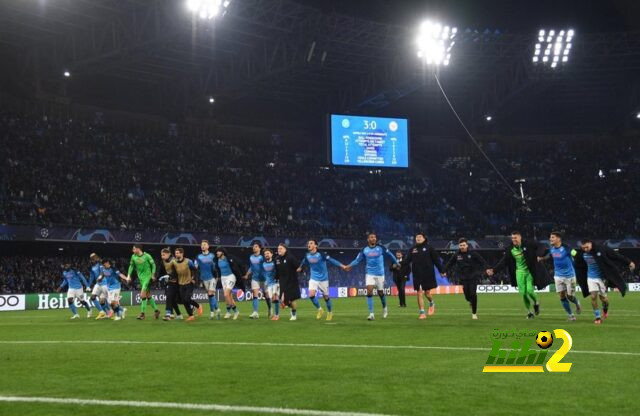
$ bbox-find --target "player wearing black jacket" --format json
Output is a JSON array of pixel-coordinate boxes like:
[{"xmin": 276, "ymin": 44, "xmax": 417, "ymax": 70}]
[
  {"xmin": 401, "ymin": 233, "xmax": 444, "ymax": 319},
  {"xmin": 443, "ymin": 238, "xmax": 487, "ymax": 319},
  {"xmin": 573, "ymin": 239, "xmax": 635, "ymax": 324},
  {"xmin": 275, "ymin": 243, "xmax": 301, "ymax": 321},
  {"xmin": 390, "ymin": 251, "xmax": 407, "ymax": 307}
]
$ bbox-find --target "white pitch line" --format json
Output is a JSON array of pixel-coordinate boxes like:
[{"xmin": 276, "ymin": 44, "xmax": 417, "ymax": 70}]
[
  {"xmin": 0, "ymin": 339, "xmax": 638, "ymax": 357},
  {"xmin": 0, "ymin": 395, "xmax": 395, "ymax": 416}
]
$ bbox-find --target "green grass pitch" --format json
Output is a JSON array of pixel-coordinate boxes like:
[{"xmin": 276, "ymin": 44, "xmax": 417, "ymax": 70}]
[{"xmin": 0, "ymin": 293, "xmax": 639, "ymax": 416}]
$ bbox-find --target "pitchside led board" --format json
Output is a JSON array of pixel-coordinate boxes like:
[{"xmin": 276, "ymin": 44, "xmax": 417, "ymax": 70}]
[{"xmin": 328, "ymin": 114, "xmax": 409, "ymax": 168}]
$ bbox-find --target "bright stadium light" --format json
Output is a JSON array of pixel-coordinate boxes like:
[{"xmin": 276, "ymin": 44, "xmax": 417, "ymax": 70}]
[
  {"xmin": 485, "ymin": 115, "xmax": 492, "ymax": 122},
  {"xmin": 63, "ymin": 70, "xmax": 70, "ymax": 78},
  {"xmin": 416, "ymin": 20, "xmax": 457, "ymax": 66},
  {"xmin": 636, "ymin": 112, "xmax": 640, "ymax": 119},
  {"xmin": 186, "ymin": 0, "xmax": 231, "ymax": 20},
  {"xmin": 533, "ymin": 28, "xmax": 574, "ymax": 69}
]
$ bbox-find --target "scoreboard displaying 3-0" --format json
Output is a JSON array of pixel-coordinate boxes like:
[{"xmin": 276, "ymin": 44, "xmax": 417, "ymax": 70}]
[{"xmin": 329, "ymin": 114, "xmax": 409, "ymax": 168}]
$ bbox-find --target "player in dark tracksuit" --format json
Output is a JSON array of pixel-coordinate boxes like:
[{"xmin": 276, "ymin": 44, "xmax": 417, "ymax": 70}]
[
  {"xmin": 275, "ymin": 243, "xmax": 301, "ymax": 321},
  {"xmin": 443, "ymin": 238, "xmax": 487, "ymax": 320},
  {"xmin": 390, "ymin": 251, "xmax": 408, "ymax": 307},
  {"xmin": 401, "ymin": 232, "xmax": 444, "ymax": 319}
]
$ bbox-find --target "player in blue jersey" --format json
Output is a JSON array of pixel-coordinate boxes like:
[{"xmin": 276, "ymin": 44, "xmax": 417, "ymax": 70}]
[
  {"xmin": 195, "ymin": 240, "xmax": 221, "ymax": 320},
  {"xmin": 215, "ymin": 247, "xmax": 244, "ymax": 320},
  {"xmin": 261, "ymin": 248, "xmax": 281, "ymax": 321},
  {"xmin": 297, "ymin": 239, "xmax": 347, "ymax": 321},
  {"xmin": 243, "ymin": 242, "xmax": 271, "ymax": 319},
  {"xmin": 573, "ymin": 239, "xmax": 635, "ymax": 324},
  {"xmin": 98, "ymin": 259, "xmax": 128, "ymax": 321},
  {"xmin": 88, "ymin": 253, "xmax": 111, "ymax": 320},
  {"xmin": 538, "ymin": 232, "xmax": 581, "ymax": 321},
  {"xmin": 346, "ymin": 233, "xmax": 399, "ymax": 320},
  {"xmin": 56, "ymin": 263, "xmax": 91, "ymax": 319}
]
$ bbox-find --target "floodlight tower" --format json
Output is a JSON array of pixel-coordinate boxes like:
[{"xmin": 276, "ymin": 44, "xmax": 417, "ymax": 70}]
[
  {"xmin": 533, "ymin": 29, "xmax": 574, "ymax": 68},
  {"xmin": 416, "ymin": 20, "xmax": 457, "ymax": 66}
]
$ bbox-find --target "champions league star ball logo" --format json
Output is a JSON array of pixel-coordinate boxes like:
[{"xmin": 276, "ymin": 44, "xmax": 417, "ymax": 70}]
[
  {"xmin": 72, "ymin": 229, "xmax": 116, "ymax": 242},
  {"xmin": 40, "ymin": 228, "xmax": 49, "ymax": 238},
  {"xmin": 318, "ymin": 239, "xmax": 338, "ymax": 248},
  {"xmin": 161, "ymin": 233, "xmax": 198, "ymax": 245}
]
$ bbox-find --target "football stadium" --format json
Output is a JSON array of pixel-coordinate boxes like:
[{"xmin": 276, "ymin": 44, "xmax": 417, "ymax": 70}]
[{"xmin": 1, "ymin": 1, "xmax": 640, "ymax": 415}]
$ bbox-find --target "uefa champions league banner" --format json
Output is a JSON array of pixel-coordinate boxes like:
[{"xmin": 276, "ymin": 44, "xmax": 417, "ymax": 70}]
[
  {"xmin": 627, "ymin": 283, "xmax": 640, "ymax": 292},
  {"xmin": 3, "ymin": 224, "xmax": 640, "ymax": 250},
  {"xmin": 17, "ymin": 225, "xmax": 511, "ymax": 249},
  {"xmin": 129, "ymin": 289, "xmax": 219, "ymax": 306}
]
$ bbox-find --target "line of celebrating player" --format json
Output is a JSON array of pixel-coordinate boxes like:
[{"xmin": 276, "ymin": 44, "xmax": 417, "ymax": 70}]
[{"xmin": 57, "ymin": 231, "xmax": 635, "ymax": 325}]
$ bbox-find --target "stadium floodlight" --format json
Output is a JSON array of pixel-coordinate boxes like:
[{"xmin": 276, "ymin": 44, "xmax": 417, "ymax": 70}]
[
  {"xmin": 636, "ymin": 112, "xmax": 640, "ymax": 119},
  {"xmin": 186, "ymin": 0, "xmax": 231, "ymax": 20},
  {"xmin": 63, "ymin": 70, "xmax": 70, "ymax": 78},
  {"xmin": 485, "ymin": 115, "xmax": 492, "ymax": 122},
  {"xmin": 208, "ymin": 96, "xmax": 215, "ymax": 104},
  {"xmin": 416, "ymin": 20, "xmax": 457, "ymax": 66},
  {"xmin": 533, "ymin": 28, "xmax": 574, "ymax": 69}
]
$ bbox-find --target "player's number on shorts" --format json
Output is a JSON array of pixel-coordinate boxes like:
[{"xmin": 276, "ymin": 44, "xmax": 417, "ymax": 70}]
[{"xmin": 545, "ymin": 329, "xmax": 572, "ymax": 372}]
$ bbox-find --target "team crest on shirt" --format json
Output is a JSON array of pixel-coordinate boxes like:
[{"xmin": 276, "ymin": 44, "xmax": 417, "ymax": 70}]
[{"xmin": 597, "ymin": 252, "xmax": 601, "ymax": 256}]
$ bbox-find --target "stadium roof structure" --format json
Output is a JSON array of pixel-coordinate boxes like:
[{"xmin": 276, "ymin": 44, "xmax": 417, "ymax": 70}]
[{"xmin": 1, "ymin": 0, "xmax": 640, "ymax": 135}]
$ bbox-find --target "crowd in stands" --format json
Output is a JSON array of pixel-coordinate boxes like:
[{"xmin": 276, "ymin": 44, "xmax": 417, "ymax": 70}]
[{"xmin": 2, "ymin": 110, "xmax": 639, "ymax": 240}]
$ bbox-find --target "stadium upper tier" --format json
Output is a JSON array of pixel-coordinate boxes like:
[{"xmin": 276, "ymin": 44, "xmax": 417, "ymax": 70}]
[{"xmin": 1, "ymin": 110, "xmax": 639, "ymax": 239}]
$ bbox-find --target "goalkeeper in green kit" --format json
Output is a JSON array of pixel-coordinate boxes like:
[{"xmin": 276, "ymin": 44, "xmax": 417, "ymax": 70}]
[
  {"xmin": 486, "ymin": 231, "xmax": 552, "ymax": 319},
  {"xmin": 127, "ymin": 244, "xmax": 160, "ymax": 320}
]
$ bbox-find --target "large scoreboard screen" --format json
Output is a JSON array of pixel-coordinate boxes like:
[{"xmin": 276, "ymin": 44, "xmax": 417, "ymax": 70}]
[{"xmin": 328, "ymin": 114, "xmax": 409, "ymax": 168}]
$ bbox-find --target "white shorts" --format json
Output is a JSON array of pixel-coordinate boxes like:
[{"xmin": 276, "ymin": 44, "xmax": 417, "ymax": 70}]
[
  {"xmin": 202, "ymin": 278, "xmax": 218, "ymax": 292},
  {"xmin": 108, "ymin": 289, "xmax": 121, "ymax": 303},
  {"xmin": 309, "ymin": 279, "xmax": 329, "ymax": 296},
  {"xmin": 554, "ymin": 276, "xmax": 576, "ymax": 296},
  {"xmin": 221, "ymin": 274, "xmax": 236, "ymax": 291},
  {"xmin": 91, "ymin": 284, "xmax": 109, "ymax": 299},
  {"xmin": 66, "ymin": 288, "xmax": 85, "ymax": 300},
  {"xmin": 588, "ymin": 278, "xmax": 607, "ymax": 295},
  {"xmin": 266, "ymin": 283, "xmax": 280, "ymax": 298},
  {"xmin": 251, "ymin": 279, "xmax": 267, "ymax": 291},
  {"xmin": 366, "ymin": 274, "xmax": 385, "ymax": 291}
]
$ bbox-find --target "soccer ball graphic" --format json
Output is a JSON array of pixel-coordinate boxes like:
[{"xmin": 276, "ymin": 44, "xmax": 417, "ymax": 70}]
[{"xmin": 536, "ymin": 331, "xmax": 554, "ymax": 349}]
